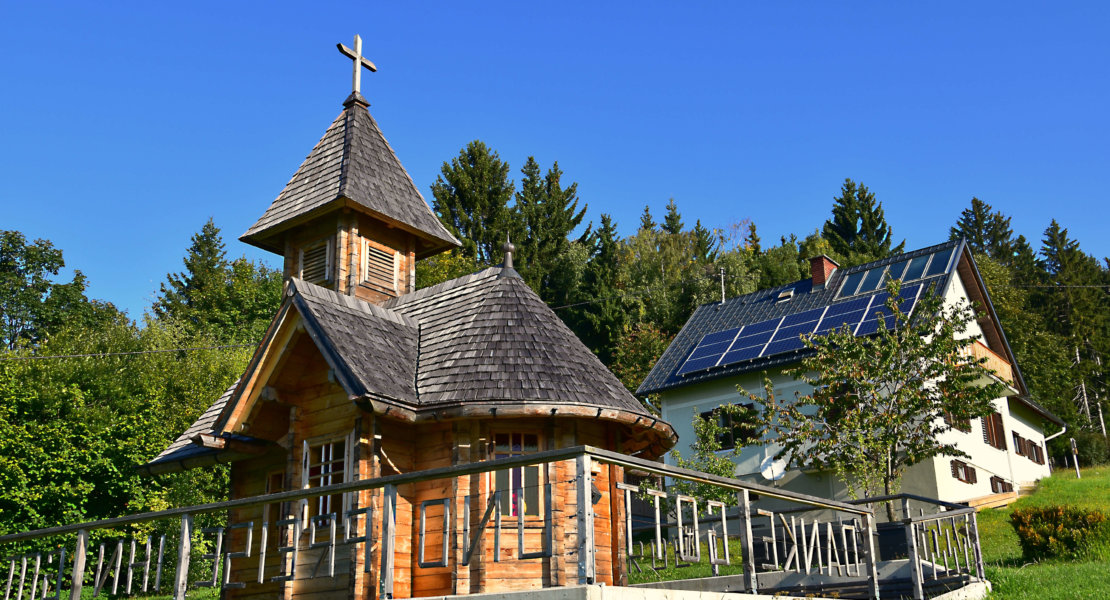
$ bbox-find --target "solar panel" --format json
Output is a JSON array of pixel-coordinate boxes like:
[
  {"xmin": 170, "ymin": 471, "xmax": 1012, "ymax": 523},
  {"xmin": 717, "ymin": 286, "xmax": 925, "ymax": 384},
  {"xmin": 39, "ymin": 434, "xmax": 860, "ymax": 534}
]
[
  {"xmin": 676, "ymin": 280, "xmax": 928, "ymax": 378},
  {"xmin": 763, "ymin": 337, "xmax": 807, "ymax": 356},
  {"xmin": 677, "ymin": 327, "xmax": 743, "ymax": 376},
  {"xmin": 699, "ymin": 327, "xmax": 742, "ymax": 347},
  {"xmin": 720, "ymin": 345, "xmax": 764, "ymax": 365},
  {"xmin": 771, "ymin": 323, "xmax": 818, "ymax": 344},
  {"xmin": 779, "ymin": 308, "xmax": 822, "ymax": 328}
]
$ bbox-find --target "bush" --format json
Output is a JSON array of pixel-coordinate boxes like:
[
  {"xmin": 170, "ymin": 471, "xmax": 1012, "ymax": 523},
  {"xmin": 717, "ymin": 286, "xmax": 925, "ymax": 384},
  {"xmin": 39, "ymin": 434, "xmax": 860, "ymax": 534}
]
[{"xmin": 1010, "ymin": 505, "xmax": 1110, "ymax": 560}]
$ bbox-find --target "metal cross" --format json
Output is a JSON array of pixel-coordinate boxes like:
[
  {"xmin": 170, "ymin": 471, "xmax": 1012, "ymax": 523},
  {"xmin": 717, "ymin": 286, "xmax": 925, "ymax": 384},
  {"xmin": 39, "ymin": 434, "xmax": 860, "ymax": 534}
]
[{"xmin": 337, "ymin": 34, "xmax": 378, "ymax": 94}]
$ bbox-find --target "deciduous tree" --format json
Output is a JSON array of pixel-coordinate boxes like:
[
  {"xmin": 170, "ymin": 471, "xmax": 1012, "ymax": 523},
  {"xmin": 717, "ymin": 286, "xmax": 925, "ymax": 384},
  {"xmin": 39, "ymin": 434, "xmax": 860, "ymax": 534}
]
[{"xmin": 745, "ymin": 280, "xmax": 1005, "ymax": 517}]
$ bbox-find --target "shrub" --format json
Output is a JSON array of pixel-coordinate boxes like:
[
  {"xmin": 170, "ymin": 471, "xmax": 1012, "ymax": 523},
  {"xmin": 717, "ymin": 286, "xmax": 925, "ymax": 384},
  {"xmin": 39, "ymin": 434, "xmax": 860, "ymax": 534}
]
[{"xmin": 1010, "ymin": 505, "xmax": 1110, "ymax": 560}]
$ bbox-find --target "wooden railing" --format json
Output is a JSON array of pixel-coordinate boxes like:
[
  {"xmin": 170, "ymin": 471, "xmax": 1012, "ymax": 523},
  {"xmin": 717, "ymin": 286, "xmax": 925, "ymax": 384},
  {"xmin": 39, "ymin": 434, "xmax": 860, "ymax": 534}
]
[{"xmin": 0, "ymin": 446, "xmax": 982, "ymax": 600}]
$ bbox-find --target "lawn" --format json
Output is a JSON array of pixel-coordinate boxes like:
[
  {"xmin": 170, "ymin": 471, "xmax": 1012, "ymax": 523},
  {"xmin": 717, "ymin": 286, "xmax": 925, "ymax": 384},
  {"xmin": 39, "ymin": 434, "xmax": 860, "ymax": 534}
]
[{"xmin": 978, "ymin": 464, "xmax": 1110, "ymax": 600}]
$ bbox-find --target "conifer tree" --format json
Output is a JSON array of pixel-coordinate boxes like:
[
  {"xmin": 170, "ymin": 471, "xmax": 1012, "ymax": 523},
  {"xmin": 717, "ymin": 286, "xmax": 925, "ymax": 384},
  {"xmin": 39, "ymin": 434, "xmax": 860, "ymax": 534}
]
[
  {"xmin": 662, "ymin": 198, "xmax": 684, "ymax": 235},
  {"xmin": 153, "ymin": 219, "xmax": 281, "ymax": 342},
  {"xmin": 514, "ymin": 157, "xmax": 588, "ymax": 303},
  {"xmin": 577, "ymin": 214, "xmax": 628, "ymax": 363},
  {"xmin": 822, "ymin": 178, "xmax": 904, "ymax": 262},
  {"xmin": 430, "ymin": 140, "xmax": 515, "ymax": 264},
  {"xmin": 639, "ymin": 205, "xmax": 656, "ymax": 232},
  {"xmin": 949, "ymin": 197, "xmax": 1014, "ymax": 260},
  {"xmin": 692, "ymin": 220, "xmax": 718, "ymax": 262}
]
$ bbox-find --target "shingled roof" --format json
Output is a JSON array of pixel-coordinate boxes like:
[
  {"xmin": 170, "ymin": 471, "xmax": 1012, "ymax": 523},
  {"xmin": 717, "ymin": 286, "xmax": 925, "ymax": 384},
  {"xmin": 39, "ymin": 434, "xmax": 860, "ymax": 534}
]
[
  {"xmin": 240, "ymin": 92, "xmax": 459, "ymax": 256},
  {"xmin": 144, "ymin": 267, "xmax": 675, "ymax": 474}
]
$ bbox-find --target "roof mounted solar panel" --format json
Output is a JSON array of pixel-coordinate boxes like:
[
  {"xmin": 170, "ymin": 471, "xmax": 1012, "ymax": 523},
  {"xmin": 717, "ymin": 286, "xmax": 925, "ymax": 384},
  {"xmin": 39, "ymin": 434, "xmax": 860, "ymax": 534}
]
[{"xmin": 676, "ymin": 326, "xmax": 743, "ymax": 376}]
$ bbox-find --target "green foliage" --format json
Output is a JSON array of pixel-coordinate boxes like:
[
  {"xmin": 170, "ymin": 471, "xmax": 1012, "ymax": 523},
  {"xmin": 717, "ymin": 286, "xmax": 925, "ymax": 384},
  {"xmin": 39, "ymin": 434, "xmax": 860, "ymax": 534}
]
[
  {"xmin": 747, "ymin": 280, "xmax": 1005, "ymax": 505},
  {"xmin": 669, "ymin": 404, "xmax": 754, "ymax": 504},
  {"xmin": 153, "ymin": 219, "xmax": 282, "ymax": 344},
  {"xmin": 513, "ymin": 157, "xmax": 589, "ymax": 306},
  {"xmin": 0, "ymin": 230, "xmax": 118, "ymax": 350},
  {"xmin": 949, "ymin": 197, "xmax": 1015, "ymax": 260},
  {"xmin": 822, "ymin": 178, "xmax": 904, "ymax": 263},
  {"xmin": 1011, "ymin": 506, "xmax": 1110, "ymax": 561},
  {"xmin": 611, "ymin": 323, "xmax": 673, "ymax": 397},
  {"xmin": 416, "ymin": 249, "xmax": 484, "ymax": 289},
  {"xmin": 430, "ymin": 140, "xmax": 515, "ymax": 264},
  {"xmin": 1065, "ymin": 431, "xmax": 1110, "ymax": 467}
]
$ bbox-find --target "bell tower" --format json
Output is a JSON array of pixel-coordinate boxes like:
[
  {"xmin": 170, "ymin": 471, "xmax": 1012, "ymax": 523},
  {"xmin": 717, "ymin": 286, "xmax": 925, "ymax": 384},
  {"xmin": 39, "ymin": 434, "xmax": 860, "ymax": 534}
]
[{"xmin": 240, "ymin": 35, "xmax": 460, "ymax": 304}]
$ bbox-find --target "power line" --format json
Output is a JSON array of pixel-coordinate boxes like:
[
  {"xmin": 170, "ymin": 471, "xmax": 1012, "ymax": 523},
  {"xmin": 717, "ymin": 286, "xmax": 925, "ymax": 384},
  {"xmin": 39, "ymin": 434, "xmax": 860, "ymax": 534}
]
[{"xmin": 0, "ymin": 344, "xmax": 255, "ymax": 361}]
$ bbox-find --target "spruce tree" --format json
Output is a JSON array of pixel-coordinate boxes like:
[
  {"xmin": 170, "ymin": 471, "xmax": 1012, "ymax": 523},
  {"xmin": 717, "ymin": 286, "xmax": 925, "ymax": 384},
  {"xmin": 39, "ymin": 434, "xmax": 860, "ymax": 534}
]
[
  {"xmin": 639, "ymin": 205, "xmax": 656, "ymax": 232},
  {"xmin": 430, "ymin": 140, "xmax": 515, "ymax": 264},
  {"xmin": 578, "ymin": 214, "xmax": 628, "ymax": 363},
  {"xmin": 662, "ymin": 198, "xmax": 684, "ymax": 235},
  {"xmin": 153, "ymin": 219, "xmax": 281, "ymax": 342},
  {"xmin": 692, "ymin": 220, "xmax": 718, "ymax": 262},
  {"xmin": 949, "ymin": 197, "xmax": 1014, "ymax": 260},
  {"xmin": 822, "ymin": 178, "xmax": 904, "ymax": 262},
  {"xmin": 514, "ymin": 157, "xmax": 587, "ymax": 303}
]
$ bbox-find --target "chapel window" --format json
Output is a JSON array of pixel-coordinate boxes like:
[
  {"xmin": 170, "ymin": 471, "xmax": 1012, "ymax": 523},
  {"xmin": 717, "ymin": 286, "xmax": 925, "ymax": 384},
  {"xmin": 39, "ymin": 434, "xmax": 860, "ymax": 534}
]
[
  {"xmin": 304, "ymin": 438, "xmax": 347, "ymax": 520},
  {"xmin": 492, "ymin": 432, "xmax": 541, "ymax": 517}
]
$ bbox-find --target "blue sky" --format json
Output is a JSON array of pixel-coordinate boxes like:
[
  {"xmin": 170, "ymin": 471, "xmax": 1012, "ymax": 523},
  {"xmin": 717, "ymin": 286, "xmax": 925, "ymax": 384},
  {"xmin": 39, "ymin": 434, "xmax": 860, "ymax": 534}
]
[{"xmin": 2, "ymin": 2, "xmax": 1107, "ymax": 319}]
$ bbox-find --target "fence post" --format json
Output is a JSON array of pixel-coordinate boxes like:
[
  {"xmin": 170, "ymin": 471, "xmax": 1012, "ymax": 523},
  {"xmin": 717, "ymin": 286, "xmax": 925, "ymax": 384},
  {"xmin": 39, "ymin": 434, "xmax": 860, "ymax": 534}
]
[
  {"xmin": 174, "ymin": 514, "xmax": 192, "ymax": 600},
  {"xmin": 738, "ymin": 490, "xmax": 757, "ymax": 593},
  {"xmin": 69, "ymin": 530, "xmax": 88, "ymax": 600},
  {"xmin": 901, "ymin": 499, "xmax": 923, "ymax": 600},
  {"xmin": 861, "ymin": 513, "xmax": 881, "ymax": 600},
  {"xmin": 967, "ymin": 512, "xmax": 985, "ymax": 580},
  {"xmin": 576, "ymin": 454, "xmax": 595, "ymax": 584},
  {"xmin": 380, "ymin": 485, "xmax": 396, "ymax": 599}
]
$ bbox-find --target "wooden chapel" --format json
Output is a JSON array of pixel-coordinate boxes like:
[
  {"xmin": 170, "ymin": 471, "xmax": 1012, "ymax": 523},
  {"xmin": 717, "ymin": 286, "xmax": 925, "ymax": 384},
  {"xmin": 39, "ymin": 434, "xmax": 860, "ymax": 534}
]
[{"xmin": 140, "ymin": 36, "xmax": 677, "ymax": 600}]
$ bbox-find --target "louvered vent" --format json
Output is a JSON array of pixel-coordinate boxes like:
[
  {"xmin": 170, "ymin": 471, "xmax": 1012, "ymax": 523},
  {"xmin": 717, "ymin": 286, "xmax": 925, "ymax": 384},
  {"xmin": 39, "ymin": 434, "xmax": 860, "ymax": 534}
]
[
  {"xmin": 300, "ymin": 239, "xmax": 332, "ymax": 284},
  {"xmin": 365, "ymin": 244, "xmax": 397, "ymax": 291}
]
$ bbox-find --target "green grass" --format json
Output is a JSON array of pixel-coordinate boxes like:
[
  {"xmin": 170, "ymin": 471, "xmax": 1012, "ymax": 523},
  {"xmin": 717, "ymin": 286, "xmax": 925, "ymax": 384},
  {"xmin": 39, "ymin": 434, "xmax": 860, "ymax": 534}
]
[{"xmin": 979, "ymin": 464, "xmax": 1110, "ymax": 600}]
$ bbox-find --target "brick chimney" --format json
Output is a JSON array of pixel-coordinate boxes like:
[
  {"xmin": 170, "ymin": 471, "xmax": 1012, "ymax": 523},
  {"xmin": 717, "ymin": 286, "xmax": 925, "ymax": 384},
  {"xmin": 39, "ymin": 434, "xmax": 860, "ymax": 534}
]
[{"xmin": 810, "ymin": 255, "xmax": 840, "ymax": 289}]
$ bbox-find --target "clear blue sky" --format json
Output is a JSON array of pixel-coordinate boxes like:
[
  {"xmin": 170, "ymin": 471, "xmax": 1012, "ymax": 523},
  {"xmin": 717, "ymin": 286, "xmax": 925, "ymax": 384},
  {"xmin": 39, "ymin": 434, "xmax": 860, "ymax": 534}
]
[{"xmin": 2, "ymin": 2, "xmax": 1107, "ymax": 319}]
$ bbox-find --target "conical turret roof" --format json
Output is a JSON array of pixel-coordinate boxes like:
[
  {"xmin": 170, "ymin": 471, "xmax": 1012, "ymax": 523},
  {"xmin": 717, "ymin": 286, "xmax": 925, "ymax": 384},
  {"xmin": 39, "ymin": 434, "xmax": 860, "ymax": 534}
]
[{"xmin": 241, "ymin": 93, "xmax": 460, "ymax": 257}]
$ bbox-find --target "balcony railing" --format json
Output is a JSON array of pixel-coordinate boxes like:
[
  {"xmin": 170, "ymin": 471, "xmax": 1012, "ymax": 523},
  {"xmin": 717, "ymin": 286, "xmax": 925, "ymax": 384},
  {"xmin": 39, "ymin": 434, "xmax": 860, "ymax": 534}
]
[
  {"xmin": 0, "ymin": 446, "xmax": 983, "ymax": 600},
  {"xmin": 959, "ymin": 339, "xmax": 1014, "ymax": 386}
]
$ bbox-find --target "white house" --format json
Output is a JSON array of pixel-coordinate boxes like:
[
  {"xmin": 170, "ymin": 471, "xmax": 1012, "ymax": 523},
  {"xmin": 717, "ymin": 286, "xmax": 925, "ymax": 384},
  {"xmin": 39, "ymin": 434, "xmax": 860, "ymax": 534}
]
[{"xmin": 638, "ymin": 239, "xmax": 1062, "ymax": 506}]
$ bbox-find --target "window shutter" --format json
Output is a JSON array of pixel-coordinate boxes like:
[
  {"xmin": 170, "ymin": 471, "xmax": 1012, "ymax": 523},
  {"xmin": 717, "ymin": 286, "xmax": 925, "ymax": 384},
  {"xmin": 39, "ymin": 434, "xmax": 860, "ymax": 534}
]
[
  {"xmin": 300, "ymin": 239, "xmax": 332, "ymax": 284},
  {"xmin": 969, "ymin": 467, "xmax": 978, "ymax": 484},
  {"xmin": 982, "ymin": 417, "xmax": 990, "ymax": 445},
  {"xmin": 993, "ymin": 413, "xmax": 1007, "ymax": 450},
  {"xmin": 951, "ymin": 460, "xmax": 959, "ymax": 480},
  {"xmin": 364, "ymin": 244, "xmax": 397, "ymax": 291}
]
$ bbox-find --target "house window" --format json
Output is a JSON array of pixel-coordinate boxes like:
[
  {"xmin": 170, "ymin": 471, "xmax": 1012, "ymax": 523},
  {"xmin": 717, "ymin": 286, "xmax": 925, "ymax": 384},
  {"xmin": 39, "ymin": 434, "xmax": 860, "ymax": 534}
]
[
  {"xmin": 1030, "ymin": 443, "xmax": 1045, "ymax": 465},
  {"xmin": 304, "ymin": 439, "xmax": 347, "ymax": 519},
  {"xmin": 982, "ymin": 412, "xmax": 1007, "ymax": 450},
  {"xmin": 492, "ymin": 433, "xmax": 541, "ymax": 517},
  {"xmin": 699, "ymin": 403, "xmax": 757, "ymax": 450},
  {"xmin": 990, "ymin": 475, "xmax": 1014, "ymax": 494},
  {"xmin": 299, "ymin": 237, "xmax": 333, "ymax": 284},
  {"xmin": 950, "ymin": 460, "xmax": 977, "ymax": 484},
  {"xmin": 363, "ymin": 242, "xmax": 398, "ymax": 291}
]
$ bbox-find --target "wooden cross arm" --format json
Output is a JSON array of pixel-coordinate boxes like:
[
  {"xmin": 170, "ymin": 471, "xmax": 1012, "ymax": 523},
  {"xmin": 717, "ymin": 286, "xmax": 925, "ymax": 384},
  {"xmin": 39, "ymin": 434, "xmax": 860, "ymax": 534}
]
[{"xmin": 337, "ymin": 43, "xmax": 377, "ymax": 72}]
